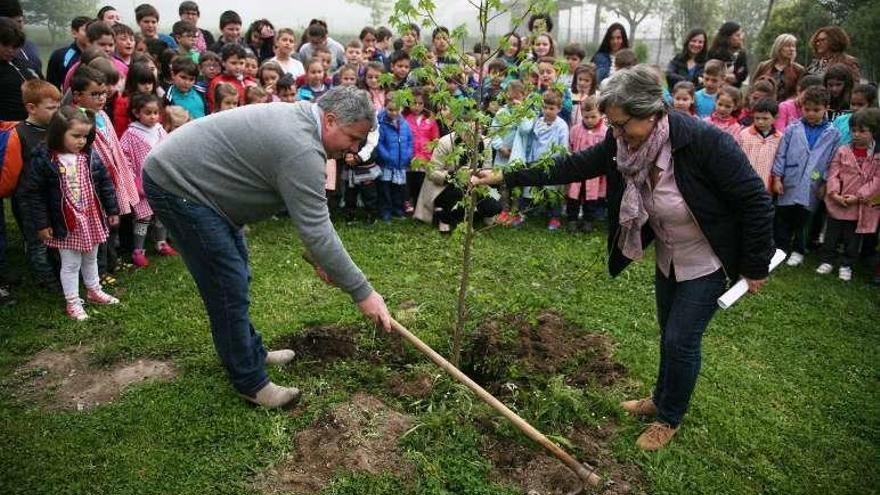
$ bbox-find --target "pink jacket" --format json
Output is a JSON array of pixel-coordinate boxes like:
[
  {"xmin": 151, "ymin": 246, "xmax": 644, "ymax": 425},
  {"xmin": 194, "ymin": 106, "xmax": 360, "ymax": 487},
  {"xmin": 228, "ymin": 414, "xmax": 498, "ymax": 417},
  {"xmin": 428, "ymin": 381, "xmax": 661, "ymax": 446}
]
[
  {"xmin": 404, "ymin": 111, "xmax": 440, "ymax": 169},
  {"xmin": 736, "ymin": 126, "xmax": 781, "ymax": 191},
  {"xmin": 824, "ymin": 146, "xmax": 880, "ymax": 233},
  {"xmin": 775, "ymin": 98, "xmax": 801, "ymax": 132},
  {"xmin": 704, "ymin": 114, "xmax": 742, "ymax": 138},
  {"xmin": 567, "ymin": 120, "xmax": 607, "ymax": 200}
]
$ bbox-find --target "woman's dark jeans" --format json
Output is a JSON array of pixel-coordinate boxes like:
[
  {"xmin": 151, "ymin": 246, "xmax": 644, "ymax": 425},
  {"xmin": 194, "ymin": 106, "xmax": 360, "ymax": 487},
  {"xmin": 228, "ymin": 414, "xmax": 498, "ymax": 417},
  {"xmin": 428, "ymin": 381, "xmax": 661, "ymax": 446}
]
[
  {"xmin": 653, "ymin": 266, "xmax": 727, "ymax": 427},
  {"xmin": 145, "ymin": 173, "xmax": 269, "ymax": 396}
]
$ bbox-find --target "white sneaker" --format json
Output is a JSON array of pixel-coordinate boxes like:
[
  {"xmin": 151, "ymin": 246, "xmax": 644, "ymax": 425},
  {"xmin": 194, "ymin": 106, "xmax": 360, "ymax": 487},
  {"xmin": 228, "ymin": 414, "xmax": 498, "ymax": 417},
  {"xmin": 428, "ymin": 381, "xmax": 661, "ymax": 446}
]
[
  {"xmin": 239, "ymin": 382, "xmax": 300, "ymax": 409},
  {"xmin": 786, "ymin": 252, "xmax": 804, "ymax": 266},
  {"xmin": 838, "ymin": 266, "xmax": 852, "ymax": 281},
  {"xmin": 816, "ymin": 263, "xmax": 833, "ymax": 275},
  {"xmin": 265, "ymin": 349, "xmax": 296, "ymax": 366}
]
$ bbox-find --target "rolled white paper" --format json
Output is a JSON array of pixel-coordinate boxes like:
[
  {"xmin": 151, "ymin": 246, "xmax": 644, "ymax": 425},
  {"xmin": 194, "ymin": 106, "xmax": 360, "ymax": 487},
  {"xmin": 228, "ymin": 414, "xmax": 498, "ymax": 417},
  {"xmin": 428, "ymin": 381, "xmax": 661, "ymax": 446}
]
[{"xmin": 717, "ymin": 249, "xmax": 787, "ymax": 310}]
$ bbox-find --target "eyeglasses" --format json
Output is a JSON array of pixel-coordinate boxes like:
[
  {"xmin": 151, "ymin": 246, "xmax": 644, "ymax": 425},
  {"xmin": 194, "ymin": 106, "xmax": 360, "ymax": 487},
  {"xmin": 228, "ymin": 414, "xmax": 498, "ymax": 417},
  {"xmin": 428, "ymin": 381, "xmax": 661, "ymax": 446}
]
[{"xmin": 604, "ymin": 115, "xmax": 632, "ymax": 131}]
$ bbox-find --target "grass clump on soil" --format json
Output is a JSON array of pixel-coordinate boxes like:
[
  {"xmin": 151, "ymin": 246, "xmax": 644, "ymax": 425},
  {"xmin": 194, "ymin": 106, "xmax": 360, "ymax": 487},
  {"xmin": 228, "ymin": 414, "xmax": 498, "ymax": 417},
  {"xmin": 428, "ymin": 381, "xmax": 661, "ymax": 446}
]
[{"xmin": 1, "ymin": 215, "xmax": 878, "ymax": 494}]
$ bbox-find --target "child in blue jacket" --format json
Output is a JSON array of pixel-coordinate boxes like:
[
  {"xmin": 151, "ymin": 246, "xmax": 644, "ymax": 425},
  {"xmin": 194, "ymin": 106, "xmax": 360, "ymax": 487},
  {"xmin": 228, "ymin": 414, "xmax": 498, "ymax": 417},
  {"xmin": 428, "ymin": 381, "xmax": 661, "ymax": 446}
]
[
  {"xmin": 376, "ymin": 93, "xmax": 414, "ymax": 220},
  {"xmin": 771, "ymin": 86, "xmax": 840, "ymax": 265}
]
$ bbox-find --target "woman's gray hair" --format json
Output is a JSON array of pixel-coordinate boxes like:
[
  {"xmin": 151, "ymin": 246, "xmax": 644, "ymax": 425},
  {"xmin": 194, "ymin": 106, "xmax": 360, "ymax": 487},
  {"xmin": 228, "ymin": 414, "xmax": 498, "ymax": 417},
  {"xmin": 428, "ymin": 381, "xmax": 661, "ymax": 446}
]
[
  {"xmin": 770, "ymin": 33, "xmax": 797, "ymax": 63},
  {"xmin": 598, "ymin": 64, "xmax": 668, "ymax": 118},
  {"xmin": 316, "ymin": 86, "xmax": 376, "ymax": 127}
]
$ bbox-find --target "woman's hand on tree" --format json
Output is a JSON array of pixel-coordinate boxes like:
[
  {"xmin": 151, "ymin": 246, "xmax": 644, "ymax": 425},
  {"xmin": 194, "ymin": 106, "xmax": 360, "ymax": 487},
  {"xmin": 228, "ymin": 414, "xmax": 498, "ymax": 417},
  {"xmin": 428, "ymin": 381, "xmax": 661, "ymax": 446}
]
[
  {"xmin": 37, "ymin": 228, "xmax": 52, "ymax": 241},
  {"xmin": 470, "ymin": 169, "xmax": 503, "ymax": 187}
]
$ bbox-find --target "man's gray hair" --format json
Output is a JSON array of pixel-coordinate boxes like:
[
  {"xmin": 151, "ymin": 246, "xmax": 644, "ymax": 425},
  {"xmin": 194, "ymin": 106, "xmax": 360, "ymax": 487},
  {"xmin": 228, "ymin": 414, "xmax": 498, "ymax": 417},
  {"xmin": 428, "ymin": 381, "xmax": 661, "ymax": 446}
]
[
  {"xmin": 598, "ymin": 64, "xmax": 668, "ymax": 118},
  {"xmin": 317, "ymin": 86, "xmax": 376, "ymax": 127}
]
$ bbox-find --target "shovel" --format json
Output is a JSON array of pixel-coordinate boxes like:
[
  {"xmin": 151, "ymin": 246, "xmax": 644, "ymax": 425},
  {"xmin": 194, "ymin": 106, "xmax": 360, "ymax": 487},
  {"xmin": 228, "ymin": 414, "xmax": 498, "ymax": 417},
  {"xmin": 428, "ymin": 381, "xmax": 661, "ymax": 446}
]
[{"xmin": 302, "ymin": 253, "xmax": 608, "ymax": 493}]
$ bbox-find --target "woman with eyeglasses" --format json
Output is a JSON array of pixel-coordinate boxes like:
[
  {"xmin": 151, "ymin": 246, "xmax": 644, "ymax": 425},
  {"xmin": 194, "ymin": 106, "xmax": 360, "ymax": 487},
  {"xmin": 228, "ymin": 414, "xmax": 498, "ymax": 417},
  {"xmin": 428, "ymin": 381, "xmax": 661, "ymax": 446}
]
[
  {"xmin": 472, "ymin": 65, "xmax": 774, "ymax": 451},
  {"xmin": 805, "ymin": 26, "xmax": 860, "ymax": 82}
]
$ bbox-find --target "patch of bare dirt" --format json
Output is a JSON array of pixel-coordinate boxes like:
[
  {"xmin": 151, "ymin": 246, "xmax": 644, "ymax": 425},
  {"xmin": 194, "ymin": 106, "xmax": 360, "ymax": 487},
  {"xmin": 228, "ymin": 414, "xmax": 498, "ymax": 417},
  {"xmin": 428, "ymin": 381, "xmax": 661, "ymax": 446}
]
[
  {"xmin": 11, "ymin": 345, "xmax": 176, "ymax": 411},
  {"xmin": 486, "ymin": 425, "xmax": 646, "ymax": 495},
  {"xmin": 463, "ymin": 311, "xmax": 627, "ymax": 389},
  {"xmin": 255, "ymin": 393, "xmax": 415, "ymax": 494},
  {"xmin": 387, "ymin": 372, "xmax": 434, "ymax": 399}
]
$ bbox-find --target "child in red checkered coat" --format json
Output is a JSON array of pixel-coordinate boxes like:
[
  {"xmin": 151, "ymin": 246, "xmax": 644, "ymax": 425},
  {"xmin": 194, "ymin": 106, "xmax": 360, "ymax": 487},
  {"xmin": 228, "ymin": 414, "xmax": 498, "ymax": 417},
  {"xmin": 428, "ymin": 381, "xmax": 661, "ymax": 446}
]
[
  {"xmin": 18, "ymin": 107, "xmax": 121, "ymax": 321},
  {"xmin": 735, "ymin": 98, "xmax": 781, "ymax": 191},
  {"xmin": 119, "ymin": 93, "xmax": 178, "ymax": 267}
]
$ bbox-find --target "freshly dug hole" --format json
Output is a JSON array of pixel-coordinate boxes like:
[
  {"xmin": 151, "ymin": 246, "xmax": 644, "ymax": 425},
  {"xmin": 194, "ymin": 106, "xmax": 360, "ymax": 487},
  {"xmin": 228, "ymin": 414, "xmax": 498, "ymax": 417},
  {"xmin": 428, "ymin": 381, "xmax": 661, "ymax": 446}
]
[
  {"xmin": 282, "ymin": 324, "xmax": 408, "ymax": 368},
  {"xmin": 462, "ymin": 311, "xmax": 627, "ymax": 390}
]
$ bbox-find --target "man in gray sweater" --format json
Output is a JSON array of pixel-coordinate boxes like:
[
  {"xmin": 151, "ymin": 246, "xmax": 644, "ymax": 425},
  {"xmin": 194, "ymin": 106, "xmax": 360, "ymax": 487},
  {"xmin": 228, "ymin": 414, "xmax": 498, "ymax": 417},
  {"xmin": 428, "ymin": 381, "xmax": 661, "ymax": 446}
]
[{"xmin": 144, "ymin": 86, "xmax": 391, "ymax": 409}]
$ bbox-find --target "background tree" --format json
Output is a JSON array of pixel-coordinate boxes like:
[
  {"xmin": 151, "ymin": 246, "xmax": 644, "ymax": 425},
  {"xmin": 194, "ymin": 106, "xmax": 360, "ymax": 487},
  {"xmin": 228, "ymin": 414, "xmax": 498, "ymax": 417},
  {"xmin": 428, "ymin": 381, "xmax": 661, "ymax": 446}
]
[
  {"xmin": 664, "ymin": 0, "xmax": 720, "ymax": 48},
  {"xmin": 21, "ymin": 0, "xmax": 96, "ymax": 45},
  {"xmin": 754, "ymin": 0, "xmax": 832, "ymax": 66},
  {"xmin": 604, "ymin": 0, "xmax": 656, "ymax": 41},
  {"xmin": 346, "ymin": 0, "xmax": 393, "ymax": 27}
]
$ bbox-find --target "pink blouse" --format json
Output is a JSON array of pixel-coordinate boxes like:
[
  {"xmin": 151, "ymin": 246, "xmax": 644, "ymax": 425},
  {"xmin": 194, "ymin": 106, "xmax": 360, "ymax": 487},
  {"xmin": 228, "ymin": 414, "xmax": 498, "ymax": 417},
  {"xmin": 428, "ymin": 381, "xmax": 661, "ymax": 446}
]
[{"xmin": 646, "ymin": 159, "xmax": 723, "ymax": 281}]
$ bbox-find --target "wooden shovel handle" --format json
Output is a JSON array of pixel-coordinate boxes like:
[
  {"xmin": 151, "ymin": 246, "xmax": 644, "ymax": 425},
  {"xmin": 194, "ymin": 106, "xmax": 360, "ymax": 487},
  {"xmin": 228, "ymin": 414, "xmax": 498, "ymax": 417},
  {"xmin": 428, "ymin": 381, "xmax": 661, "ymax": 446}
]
[
  {"xmin": 390, "ymin": 318, "xmax": 603, "ymax": 488},
  {"xmin": 300, "ymin": 251, "xmax": 602, "ymax": 487}
]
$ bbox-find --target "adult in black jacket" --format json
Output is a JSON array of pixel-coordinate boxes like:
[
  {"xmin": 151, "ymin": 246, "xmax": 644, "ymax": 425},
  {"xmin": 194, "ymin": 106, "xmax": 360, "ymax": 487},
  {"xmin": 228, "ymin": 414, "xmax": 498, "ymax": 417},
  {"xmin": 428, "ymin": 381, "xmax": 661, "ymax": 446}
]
[
  {"xmin": 665, "ymin": 28, "xmax": 708, "ymax": 89},
  {"xmin": 707, "ymin": 21, "xmax": 749, "ymax": 88},
  {"xmin": 473, "ymin": 66, "xmax": 774, "ymax": 451}
]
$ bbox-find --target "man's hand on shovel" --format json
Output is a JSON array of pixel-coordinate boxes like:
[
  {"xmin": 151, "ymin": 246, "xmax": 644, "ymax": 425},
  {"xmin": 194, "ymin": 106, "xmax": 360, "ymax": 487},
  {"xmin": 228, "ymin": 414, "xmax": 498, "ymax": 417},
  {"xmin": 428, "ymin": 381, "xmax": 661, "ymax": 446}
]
[
  {"xmin": 302, "ymin": 252, "xmax": 392, "ymax": 332},
  {"xmin": 357, "ymin": 291, "xmax": 393, "ymax": 333}
]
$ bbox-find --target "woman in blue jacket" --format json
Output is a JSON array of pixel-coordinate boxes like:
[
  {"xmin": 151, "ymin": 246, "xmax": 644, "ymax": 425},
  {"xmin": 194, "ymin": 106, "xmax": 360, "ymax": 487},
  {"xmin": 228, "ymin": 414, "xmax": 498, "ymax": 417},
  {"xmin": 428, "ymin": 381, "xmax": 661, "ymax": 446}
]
[{"xmin": 473, "ymin": 66, "xmax": 774, "ymax": 452}]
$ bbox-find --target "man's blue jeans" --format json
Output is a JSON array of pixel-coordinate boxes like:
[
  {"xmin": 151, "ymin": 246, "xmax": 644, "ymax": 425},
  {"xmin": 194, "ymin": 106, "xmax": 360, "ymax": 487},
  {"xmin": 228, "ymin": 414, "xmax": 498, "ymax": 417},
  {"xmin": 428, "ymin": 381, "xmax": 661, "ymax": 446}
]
[
  {"xmin": 653, "ymin": 266, "xmax": 727, "ymax": 427},
  {"xmin": 144, "ymin": 173, "xmax": 269, "ymax": 396}
]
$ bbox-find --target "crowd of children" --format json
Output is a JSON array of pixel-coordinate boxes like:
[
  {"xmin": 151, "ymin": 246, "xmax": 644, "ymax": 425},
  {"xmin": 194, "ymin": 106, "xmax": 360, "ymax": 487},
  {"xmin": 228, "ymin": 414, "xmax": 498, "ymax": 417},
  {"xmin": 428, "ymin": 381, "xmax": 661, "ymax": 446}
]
[{"xmin": 0, "ymin": 2, "xmax": 878, "ymax": 316}]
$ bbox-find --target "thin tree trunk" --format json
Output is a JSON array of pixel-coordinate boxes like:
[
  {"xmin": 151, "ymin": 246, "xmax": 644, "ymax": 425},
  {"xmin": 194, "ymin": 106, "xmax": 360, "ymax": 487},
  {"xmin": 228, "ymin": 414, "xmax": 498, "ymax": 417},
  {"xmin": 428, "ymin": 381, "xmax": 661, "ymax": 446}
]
[
  {"xmin": 763, "ymin": 0, "xmax": 776, "ymax": 32},
  {"xmin": 592, "ymin": 0, "xmax": 603, "ymax": 45}
]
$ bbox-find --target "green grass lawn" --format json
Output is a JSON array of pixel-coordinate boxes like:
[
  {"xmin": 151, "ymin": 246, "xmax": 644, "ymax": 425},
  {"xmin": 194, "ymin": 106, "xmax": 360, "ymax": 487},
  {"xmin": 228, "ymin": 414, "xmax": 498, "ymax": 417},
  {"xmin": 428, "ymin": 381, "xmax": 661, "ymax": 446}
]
[{"xmin": 1, "ymin": 216, "xmax": 878, "ymax": 495}]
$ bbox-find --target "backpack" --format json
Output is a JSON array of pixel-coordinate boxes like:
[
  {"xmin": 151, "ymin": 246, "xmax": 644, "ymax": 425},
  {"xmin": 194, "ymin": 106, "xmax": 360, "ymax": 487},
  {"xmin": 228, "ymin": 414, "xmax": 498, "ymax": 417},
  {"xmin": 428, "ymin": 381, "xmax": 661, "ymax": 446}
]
[{"xmin": 0, "ymin": 121, "xmax": 23, "ymax": 198}]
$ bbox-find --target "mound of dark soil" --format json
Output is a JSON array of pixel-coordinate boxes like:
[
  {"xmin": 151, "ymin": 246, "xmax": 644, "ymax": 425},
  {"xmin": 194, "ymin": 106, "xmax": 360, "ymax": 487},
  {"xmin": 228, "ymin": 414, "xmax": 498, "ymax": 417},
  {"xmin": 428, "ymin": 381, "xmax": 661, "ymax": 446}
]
[
  {"xmin": 463, "ymin": 311, "xmax": 627, "ymax": 389},
  {"xmin": 486, "ymin": 425, "xmax": 645, "ymax": 495},
  {"xmin": 255, "ymin": 393, "xmax": 415, "ymax": 494}
]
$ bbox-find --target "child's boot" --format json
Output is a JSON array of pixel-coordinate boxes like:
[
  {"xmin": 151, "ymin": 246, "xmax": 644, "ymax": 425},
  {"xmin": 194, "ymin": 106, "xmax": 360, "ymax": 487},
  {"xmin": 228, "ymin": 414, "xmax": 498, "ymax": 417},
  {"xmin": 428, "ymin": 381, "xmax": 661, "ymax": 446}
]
[{"xmin": 66, "ymin": 296, "xmax": 89, "ymax": 321}]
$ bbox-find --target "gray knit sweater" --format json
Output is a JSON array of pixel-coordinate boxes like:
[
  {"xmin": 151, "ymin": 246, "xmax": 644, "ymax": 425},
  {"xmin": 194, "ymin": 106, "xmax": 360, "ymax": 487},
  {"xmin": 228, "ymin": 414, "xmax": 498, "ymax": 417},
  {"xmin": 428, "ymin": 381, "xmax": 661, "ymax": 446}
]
[{"xmin": 144, "ymin": 101, "xmax": 373, "ymax": 301}]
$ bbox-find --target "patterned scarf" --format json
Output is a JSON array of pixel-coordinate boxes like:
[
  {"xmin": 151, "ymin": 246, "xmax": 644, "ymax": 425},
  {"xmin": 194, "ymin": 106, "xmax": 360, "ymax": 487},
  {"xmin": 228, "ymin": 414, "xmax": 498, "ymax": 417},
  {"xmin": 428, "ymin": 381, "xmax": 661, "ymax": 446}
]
[{"xmin": 615, "ymin": 115, "xmax": 672, "ymax": 260}]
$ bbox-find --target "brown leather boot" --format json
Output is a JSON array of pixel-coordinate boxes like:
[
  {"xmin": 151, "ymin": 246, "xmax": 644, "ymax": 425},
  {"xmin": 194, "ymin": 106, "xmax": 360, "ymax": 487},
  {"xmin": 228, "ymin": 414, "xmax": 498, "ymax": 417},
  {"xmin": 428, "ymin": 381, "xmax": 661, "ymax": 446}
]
[
  {"xmin": 620, "ymin": 397, "xmax": 657, "ymax": 416},
  {"xmin": 636, "ymin": 421, "xmax": 679, "ymax": 451}
]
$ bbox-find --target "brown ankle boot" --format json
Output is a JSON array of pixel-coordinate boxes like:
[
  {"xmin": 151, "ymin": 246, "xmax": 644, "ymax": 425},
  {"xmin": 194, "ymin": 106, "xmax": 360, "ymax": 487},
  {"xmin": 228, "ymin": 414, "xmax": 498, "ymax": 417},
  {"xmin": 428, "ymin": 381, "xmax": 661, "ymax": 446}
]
[
  {"xmin": 620, "ymin": 397, "xmax": 657, "ymax": 416},
  {"xmin": 636, "ymin": 421, "xmax": 679, "ymax": 451}
]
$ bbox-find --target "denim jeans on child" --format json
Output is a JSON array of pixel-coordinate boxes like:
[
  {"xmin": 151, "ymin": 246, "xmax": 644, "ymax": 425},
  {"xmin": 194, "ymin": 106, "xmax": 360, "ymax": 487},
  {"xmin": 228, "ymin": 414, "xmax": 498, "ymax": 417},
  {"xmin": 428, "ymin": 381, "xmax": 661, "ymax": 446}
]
[
  {"xmin": 11, "ymin": 195, "xmax": 57, "ymax": 283},
  {"xmin": 652, "ymin": 266, "xmax": 727, "ymax": 427},
  {"xmin": 144, "ymin": 173, "xmax": 269, "ymax": 396}
]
